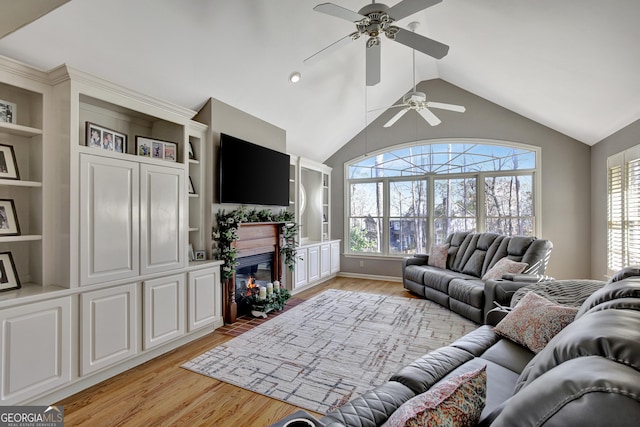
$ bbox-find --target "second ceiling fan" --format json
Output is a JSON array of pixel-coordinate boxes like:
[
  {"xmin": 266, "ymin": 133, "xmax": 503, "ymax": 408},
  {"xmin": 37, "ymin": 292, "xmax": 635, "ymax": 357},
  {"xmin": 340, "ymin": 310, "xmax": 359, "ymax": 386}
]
[
  {"xmin": 379, "ymin": 21, "xmax": 465, "ymax": 127},
  {"xmin": 305, "ymin": 0, "xmax": 449, "ymax": 86}
]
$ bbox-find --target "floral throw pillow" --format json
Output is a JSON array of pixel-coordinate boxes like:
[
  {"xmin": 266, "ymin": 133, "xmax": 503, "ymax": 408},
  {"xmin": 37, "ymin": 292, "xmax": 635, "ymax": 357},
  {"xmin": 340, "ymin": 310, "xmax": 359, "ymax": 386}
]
[
  {"xmin": 427, "ymin": 244, "xmax": 450, "ymax": 269},
  {"xmin": 482, "ymin": 257, "xmax": 528, "ymax": 281},
  {"xmin": 495, "ymin": 291, "xmax": 578, "ymax": 353},
  {"xmin": 382, "ymin": 366, "xmax": 487, "ymax": 427}
]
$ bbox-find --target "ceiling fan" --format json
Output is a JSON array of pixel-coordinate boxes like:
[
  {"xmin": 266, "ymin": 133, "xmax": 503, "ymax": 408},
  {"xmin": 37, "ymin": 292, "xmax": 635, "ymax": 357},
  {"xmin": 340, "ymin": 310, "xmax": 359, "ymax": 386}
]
[
  {"xmin": 380, "ymin": 22, "xmax": 465, "ymax": 127},
  {"xmin": 304, "ymin": 0, "xmax": 449, "ymax": 86}
]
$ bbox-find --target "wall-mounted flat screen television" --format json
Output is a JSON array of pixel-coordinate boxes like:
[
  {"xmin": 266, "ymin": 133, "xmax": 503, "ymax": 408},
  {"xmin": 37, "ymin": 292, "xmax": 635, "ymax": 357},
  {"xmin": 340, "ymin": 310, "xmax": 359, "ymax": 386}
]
[{"xmin": 218, "ymin": 133, "xmax": 290, "ymax": 206}]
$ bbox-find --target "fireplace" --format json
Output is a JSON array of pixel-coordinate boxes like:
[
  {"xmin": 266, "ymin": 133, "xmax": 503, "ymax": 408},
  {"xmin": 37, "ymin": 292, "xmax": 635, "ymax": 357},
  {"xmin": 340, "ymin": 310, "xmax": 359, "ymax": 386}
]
[
  {"xmin": 234, "ymin": 252, "xmax": 275, "ymax": 316},
  {"xmin": 223, "ymin": 222, "xmax": 283, "ymax": 323}
]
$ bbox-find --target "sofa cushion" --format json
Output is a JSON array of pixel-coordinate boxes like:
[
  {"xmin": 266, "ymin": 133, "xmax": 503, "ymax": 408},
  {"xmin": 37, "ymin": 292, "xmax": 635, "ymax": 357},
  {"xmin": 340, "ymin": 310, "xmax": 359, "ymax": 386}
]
[
  {"xmin": 422, "ymin": 269, "xmax": 471, "ymax": 294},
  {"xmin": 606, "ymin": 265, "xmax": 640, "ymax": 284},
  {"xmin": 515, "ymin": 307, "xmax": 640, "ymax": 393},
  {"xmin": 494, "ymin": 292, "xmax": 578, "ymax": 354},
  {"xmin": 479, "ymin": 339, "xmax": 534, "ymax": 374},
  {"xmin": 492, "ymin": 357, "xmax": 640, "ymax": 427},
  {"xmin": 448, "ymin": 279, "xmax": 485, "ymax": 307},
  {"xmin": 575, "ymin": 278, "xmax": 640, "ymax": 319},
  {"xmin": 450, "ymin": 325, "xmax": 499, "ymax": 356},
  {"xmin": 427, "ymin": 244, "xmax": 449, "ymax": 269},
  {"xmin": 382, "ymin": 366, "xmax": 487, "ymax": 427},
  {"xmin": 481, "ymin": 258, "xmax": 527, "ymax": 281},
  {"xmin": 455, "ymin": 233, "xmax": 501, "ymax": 277}
]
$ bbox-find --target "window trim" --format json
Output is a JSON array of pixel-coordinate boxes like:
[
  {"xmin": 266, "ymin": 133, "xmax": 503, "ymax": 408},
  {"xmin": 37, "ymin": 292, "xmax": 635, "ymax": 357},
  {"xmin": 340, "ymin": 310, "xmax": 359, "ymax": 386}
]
[{"xmin": 344, "ymin": 138, "xmax": 542, "ymax": 257}]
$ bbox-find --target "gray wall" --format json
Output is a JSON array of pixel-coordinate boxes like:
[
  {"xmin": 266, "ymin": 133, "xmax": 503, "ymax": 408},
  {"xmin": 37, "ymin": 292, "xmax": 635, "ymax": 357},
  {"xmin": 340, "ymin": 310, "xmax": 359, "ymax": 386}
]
[
  {"xmin": 325, "ymin": 79, "xmax": 591, "ymax": 280},
  {"xmin": 590, "ymin": 118, "xmax": 640, "ymax": 280}
]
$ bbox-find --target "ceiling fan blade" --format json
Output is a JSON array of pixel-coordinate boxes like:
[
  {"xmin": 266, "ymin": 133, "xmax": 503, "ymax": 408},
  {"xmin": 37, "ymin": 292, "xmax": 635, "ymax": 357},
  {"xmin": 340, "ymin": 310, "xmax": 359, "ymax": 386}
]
[
  {"xmin": 366, "ymin": 40, "xmax": 381, "ymax": 86},
  {"xmin": 384, "ymin": 108, "xmax": 410, "ymax": 127},
  {"xmin": 418, "ymin": 107, "xmax": 442, "ymax": 126},
  {"xmin": 304, "ymin": 33, "xmax": 355, "ymax": 65},
  {"xmin": 387, "ymin": 0, "xmax": 442, "ymax": 21},
  {"xmin": 313, "ymin": 3, "xmax": 367, "ymax": 22},
  {"xmin": 393, "ymin": 28, "xmax": 449, "ymax": 59},
  {"xmin": 426, "ymin": 102, "xmax": 466, "ymax": 113}
]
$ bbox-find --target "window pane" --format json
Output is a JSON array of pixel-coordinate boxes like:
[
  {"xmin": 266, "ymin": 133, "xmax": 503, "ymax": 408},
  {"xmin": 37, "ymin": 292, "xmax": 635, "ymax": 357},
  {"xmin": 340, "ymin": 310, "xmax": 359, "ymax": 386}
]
[
  {"xmin": 434, "ymin": 178, "xmax": 476, "ymax": 217},
  {"xmin": 350, "ymin": 182, "xmax": 383, "ymax": 216},
  {"xmin": 389, "ymin": 218, "xmax": 427, "ymax": 255},
  {"xmin": 390, "ymin": 180, "xmax": 427, "ymax": 216},
  {"xmin": 486, "ymin": 217, "xmax": 533, "ymax": 236},
  {"xmin": 349, "ymin": 218, "xmax": 382, "ymax": 253},
  {"xmin": 434, "ymin": 217, "xmax": 476, "ymax": 245},
  {"xmin": 485, "ymin": 175, "xmax": 533, "ymax": 217}
]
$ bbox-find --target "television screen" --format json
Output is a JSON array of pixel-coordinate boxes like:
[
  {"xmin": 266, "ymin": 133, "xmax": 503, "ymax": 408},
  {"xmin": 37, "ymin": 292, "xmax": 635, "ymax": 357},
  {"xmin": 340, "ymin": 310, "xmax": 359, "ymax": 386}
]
[{"xmin": 219, "ymin": 133, "xmax": 290, "ymax": 206}]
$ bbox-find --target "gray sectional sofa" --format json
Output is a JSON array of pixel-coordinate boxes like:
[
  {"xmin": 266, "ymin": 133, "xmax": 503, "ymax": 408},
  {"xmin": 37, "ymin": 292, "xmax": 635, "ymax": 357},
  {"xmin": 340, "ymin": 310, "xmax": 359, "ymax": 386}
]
[
  {"xmin": 402, "ymin": 231, "xmax": 553, "ymax": 323},
  {"xmin": 318, "ymin": 272, "xmax": 640, "ymax": 427}
]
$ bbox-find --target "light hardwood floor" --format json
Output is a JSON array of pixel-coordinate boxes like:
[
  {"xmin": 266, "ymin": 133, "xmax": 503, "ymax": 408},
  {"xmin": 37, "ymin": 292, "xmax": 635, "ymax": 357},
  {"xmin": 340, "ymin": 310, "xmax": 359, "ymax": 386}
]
[{"xmin": 56, "ymin": 277, "xmax": 416, "ymax": 427}]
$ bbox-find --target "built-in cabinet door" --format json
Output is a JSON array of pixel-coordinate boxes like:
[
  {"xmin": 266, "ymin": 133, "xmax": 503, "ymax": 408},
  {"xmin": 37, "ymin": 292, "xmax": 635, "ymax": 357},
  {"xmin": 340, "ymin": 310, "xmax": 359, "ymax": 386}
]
[
  {"xmin": 330, "ymin": 241, "xmax": 340, "ymax": 274},
  {"xmin": 80, "ymin": 283, "xmax": 139, "ymax": 376},
  {"xmin": 143, "ymin": 274, "xmax": 186, "ymax": 350},
  {"xmin": 0, "ymin": 297, "xmax": 71, "ymax": 404},
  {"xmin": 308, "ymin": 245, "xmax": 320, "ymax": 282},
  {"xmin": 80, "ymin": 154, "xmax": 140, "ymax": 286},
  {"xmin": 320, "ymin": 243, "xmax": 331, "ymax": 278},
  {"xmin": 140, "ymin": 164, "xmax": 185, "ymax": 276},
  {"xmin": 188, "ymin": 266, "xmax": 221, "ymax": 332},
  {"xmin": 294, "ymin": 247, "xmax": 308, "ymax": 289}
]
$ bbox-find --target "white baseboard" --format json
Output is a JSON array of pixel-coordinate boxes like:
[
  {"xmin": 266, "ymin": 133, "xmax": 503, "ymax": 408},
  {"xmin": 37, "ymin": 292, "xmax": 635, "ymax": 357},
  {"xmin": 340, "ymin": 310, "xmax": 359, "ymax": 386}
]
[{"xmin": 337, "ymin": 272, "xmax": 402, "ymax": 282}]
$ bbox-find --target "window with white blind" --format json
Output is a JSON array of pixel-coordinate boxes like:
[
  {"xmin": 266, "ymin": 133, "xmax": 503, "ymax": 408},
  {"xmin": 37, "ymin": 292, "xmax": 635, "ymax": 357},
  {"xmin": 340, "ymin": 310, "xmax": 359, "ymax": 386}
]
[{"xmin": 607, "ymin": 145, "xmax": 640, "ymax": 274}]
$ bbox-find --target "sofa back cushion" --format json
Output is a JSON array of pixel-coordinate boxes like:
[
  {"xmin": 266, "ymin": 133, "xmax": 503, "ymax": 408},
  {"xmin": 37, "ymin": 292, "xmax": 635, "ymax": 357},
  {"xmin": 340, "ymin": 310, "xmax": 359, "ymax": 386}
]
[
  {"xmin": 451, "ymin": 233, "xmax": 501, "ymax": 276},
  {"xmin": 444, "ymin": 231, "xmax": 471, "ymax": 270},
  {"xmin": 515, "ymin": 303, "xmax": 640, "ymax": 393}
]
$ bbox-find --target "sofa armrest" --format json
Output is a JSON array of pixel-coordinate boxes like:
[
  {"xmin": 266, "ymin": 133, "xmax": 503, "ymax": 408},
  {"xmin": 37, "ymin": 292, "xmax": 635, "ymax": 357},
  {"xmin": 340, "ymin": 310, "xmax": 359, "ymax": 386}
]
[
  {"xmin": 485, "ymin": 306, "xmax": 511, "ymax": 326},
  {"xmin": 483, "ymin": 277, "xmax": 553, "ymax": 320},
  {"xmin": 402, "ymin": 254, "xmax": 430, "ymax": 269}
]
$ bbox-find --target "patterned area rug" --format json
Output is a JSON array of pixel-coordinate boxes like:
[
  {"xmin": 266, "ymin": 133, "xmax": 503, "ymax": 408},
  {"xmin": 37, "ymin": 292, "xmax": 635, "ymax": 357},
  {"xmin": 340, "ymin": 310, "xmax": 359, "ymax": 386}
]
[{"xmin": 182, "ymin": 289, "xmax": 476, "ymax": 414}]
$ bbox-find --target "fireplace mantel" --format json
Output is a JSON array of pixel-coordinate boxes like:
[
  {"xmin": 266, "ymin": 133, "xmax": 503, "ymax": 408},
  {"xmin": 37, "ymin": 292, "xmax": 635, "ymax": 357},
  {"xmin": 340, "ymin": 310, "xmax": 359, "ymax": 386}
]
[{"xmin": 224, "ymin": 222, "xmax": 283, "ymax": 323}]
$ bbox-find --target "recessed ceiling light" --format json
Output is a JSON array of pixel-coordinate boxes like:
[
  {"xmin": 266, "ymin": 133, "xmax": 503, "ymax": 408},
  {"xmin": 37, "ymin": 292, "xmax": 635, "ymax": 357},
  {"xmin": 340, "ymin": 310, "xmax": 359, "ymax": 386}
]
[{"xmin": 289, "ymin": 72, "xmax": 301, "ymax": 83}]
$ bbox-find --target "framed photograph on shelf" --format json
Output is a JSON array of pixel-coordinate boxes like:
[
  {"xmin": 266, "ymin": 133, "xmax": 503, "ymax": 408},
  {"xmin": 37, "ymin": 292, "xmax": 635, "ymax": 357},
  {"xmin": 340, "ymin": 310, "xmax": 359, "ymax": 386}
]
[
  {"xmin": 164, "ymin": 142, "xmax": 177, "ymax": 162},
  {"xmin": 135, "ymin": 136, "xmax": 178, "ymax": 162},
  {"xmin": 188, "ymin": 176, "xmax": 196, "ymax": 194},
  {"xmin": 152, "ymin": 141, "xmax": 164, "ymax": 159},
  {"xmin": 188, "ymin": 141, "xmax": 195, "ymax": 160},
  {"xmin": 0, "ymin": 199, "xmax": 20, "ymax": 236},
  {"xmin": 86, "ymin": 122, "xmax": 127, "ymax": 153},
  {"xmin": 194, "ymin": 250, "xmax": 206, "ymax": 261},
  {"xmin": 0, "ymin": 144, "xmax": 20, "ymax": 180},
  {"xmin": 0, "ymin": 252, "xmax": 20, "ymax": 292},
  {"xmin": 0, "ymin": 99, "xmax": 16, "ymax": 124},
  {"xmin": 188, "ymin": 244, "xmax": 195, "ymax": 261}
]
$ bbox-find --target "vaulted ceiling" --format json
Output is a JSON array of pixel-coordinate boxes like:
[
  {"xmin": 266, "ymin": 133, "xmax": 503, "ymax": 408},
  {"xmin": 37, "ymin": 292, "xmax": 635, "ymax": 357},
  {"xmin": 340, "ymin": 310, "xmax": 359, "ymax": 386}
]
[{"xmin": 0, "ymin": 0, "xmax": 638, "ymax": 162}]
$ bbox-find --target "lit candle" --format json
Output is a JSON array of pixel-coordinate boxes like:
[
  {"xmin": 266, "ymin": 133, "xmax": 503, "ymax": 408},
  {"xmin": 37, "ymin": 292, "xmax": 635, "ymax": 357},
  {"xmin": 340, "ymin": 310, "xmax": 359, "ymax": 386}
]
[
  {"xmin": 267, "ymin": 282, "xmax": 273, "ymax": 295},
  {"xmin": 259, "ymin": 286, "xmax": 267, "ymax": 299}
]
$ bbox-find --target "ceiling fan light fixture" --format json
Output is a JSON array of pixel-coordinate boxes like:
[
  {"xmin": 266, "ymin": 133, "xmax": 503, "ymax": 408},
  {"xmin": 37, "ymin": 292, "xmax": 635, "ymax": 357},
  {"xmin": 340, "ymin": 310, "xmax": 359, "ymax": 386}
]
[{"xmin": 289, "ymin": 72, "xmax": 301, "ymax": 83}]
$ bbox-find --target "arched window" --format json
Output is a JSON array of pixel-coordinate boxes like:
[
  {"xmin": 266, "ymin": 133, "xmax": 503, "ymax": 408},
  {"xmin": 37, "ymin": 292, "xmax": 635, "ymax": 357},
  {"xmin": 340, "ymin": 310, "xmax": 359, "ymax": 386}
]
[{"xmin": 345, "ymin": 139, "xmax": 540, "ymax": 256}]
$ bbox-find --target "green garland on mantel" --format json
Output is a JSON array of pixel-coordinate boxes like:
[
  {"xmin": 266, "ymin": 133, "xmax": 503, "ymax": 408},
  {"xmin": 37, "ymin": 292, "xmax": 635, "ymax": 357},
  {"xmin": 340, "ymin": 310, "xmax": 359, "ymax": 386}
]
[{"xmin": 212, "ymin": 207, "xmax": 299, "ymax": 280}]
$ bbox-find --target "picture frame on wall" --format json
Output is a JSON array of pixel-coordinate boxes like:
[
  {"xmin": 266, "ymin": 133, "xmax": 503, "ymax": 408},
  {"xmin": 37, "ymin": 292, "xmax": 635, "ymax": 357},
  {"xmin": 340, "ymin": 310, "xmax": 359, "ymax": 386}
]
[
  {"xmin": 0, "ymin": 99, "xmax": 16, "ymax": 124},
  {"xmin": 0, "ymin": 251, "xmax": 20, "ymax": 292},
  {"xmin": 135, "ymin": 136, "xmax": 178, "ymax": 162},
  {"xmin": 0, "ymin": 144, "xmax": 20, "ymax": 180},
  {"xmin": 0, "ymin": 199, "xmax": 20, "ymax": 236},
  {"xmin": 85, "ymin": 122, "xmax": 127, "ymax": 153}
]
